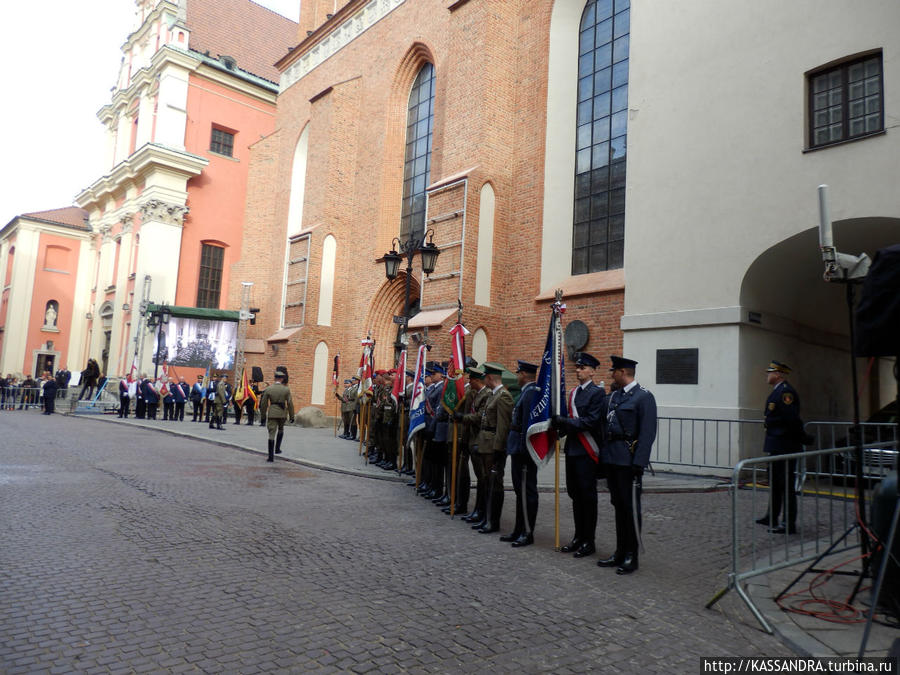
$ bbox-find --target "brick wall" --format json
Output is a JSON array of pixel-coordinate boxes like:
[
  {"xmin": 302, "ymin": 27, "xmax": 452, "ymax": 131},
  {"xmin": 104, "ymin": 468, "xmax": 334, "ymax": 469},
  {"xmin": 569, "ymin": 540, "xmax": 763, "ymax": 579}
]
[{"xmin": 232, "ymin": 0, "xmax": 625, "ymax": 407}]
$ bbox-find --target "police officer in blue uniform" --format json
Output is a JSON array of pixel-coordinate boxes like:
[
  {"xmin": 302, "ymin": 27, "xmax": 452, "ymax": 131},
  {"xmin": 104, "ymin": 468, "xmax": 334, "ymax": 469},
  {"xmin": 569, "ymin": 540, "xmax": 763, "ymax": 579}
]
[
  {"xmin": 502, "ymin": 360, "xmax": 540, "ymax": 548},
  {"xmin": 756, "ymin": 360, "xmax": 803, "ymax": 534},
  {"xmin": 598, "ymin": 355, "xmax": 657, "ymax": 575},
  {"xmin": 553, "ymin": 352, "xmax": 607, "ymax": 559}
]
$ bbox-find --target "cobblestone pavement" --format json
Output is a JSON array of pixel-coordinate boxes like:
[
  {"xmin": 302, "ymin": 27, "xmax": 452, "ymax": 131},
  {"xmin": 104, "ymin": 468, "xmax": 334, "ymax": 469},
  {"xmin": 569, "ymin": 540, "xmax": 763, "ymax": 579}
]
[{"xmin": 1, "ymin": 412, "xmax": 786, "ymax": 674}]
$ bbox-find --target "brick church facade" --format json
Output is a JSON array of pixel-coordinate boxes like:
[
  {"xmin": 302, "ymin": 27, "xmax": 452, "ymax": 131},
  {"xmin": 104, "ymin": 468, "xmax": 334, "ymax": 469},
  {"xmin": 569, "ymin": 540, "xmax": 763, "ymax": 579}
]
[{"xmin": 233, "ymin": 0, "xmax": 626, "ymax": 408}]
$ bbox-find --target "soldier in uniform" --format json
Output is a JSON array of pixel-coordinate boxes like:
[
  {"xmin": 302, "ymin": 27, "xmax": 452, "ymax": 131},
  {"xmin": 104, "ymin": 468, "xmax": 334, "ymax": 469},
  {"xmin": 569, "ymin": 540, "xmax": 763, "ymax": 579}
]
[
  {"xmin": 474, "ymin": 363, "xmax": 514, "ymax": 533},
  {"xmin": 338, "ymin": 379, "xmax": 356, "ymax": 439},
  {"xmin": 444, "ymin": 364, "xmax": 475, "ymax": 515},
  {"xmin": 258, "ymin": 367, "xmax": 295, "ymax": 462},
  {"xmin": 211, "ymin": 374, "xmax": 228, "ymax": 430},
  {"xmin": 503, "ymin": 360, "xmax": 540, "ymax": 547},
  {"xmin": 378, "ymin": 370, "xmax": 399, "ymax": 471},
  {"xmin": 400, "ymin": 370, "xmax": 415, "ymax": 475},
  {"xmin": 553, "ymin": 352, "xmax": 607, "ymax": 559},
  {"xmin": 756, "ymin": 360, "xmax": 803, "ymax": 535},
  {"xmin": 426, "ymin": 365, "xmax": 451, "ymax": 504},
  {"xmin": 458, "ymin": 367, "xmax": 490, "ymax": 522},
  {"xmin": 598, "ymin": 355, "xmax": 657, "ymax": 575}
]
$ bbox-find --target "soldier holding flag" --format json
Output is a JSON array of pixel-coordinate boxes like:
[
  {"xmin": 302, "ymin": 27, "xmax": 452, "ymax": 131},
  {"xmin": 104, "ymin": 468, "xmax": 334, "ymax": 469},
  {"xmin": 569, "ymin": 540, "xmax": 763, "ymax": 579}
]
[
  {"xmin": 552, "ymin": 352, "xmax": 607, "ymax": 559},
  {"xmin": 502, "ymin": 360, "xmax": 540, "ymax": 547}
]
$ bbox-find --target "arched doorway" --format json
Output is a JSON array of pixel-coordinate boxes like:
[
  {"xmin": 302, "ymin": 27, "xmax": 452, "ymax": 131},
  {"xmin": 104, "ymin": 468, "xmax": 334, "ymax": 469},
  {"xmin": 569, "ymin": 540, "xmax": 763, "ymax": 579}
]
[
  {"xmin": 366, "ymin": 272, "xmax": 421, "ymax": 369},
  {"xmin": 739, "ymin": 218, "xmax": 900, "ymax": 421}
]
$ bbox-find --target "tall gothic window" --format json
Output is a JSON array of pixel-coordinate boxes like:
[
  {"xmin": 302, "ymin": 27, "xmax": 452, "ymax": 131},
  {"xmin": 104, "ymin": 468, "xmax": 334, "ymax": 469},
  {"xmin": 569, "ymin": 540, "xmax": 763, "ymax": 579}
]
[
  {"xmin": 196, "ymin": 243, "xmax": 224, "ymax": 308},
  {"xmin": 400, "ymin": 63, "xmax": 435, "ymax": 241},
  {"xmin": 573, "ymin": 0, "xmax": 630, "ymax": 275}
]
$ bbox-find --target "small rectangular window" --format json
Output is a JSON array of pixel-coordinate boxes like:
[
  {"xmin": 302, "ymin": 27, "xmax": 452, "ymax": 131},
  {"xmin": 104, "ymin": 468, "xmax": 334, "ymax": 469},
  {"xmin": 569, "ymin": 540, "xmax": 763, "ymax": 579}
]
[
  {"xmin": 808, "ymin": 53, "xmax": 883, "ymax": 149},
  {"xmin": 210, "ymin": 127, "xmax": 235, "ymax": 157},
  {"xmin": 197, "ymin": 244, "xmax": 225, "ymax": 308}
]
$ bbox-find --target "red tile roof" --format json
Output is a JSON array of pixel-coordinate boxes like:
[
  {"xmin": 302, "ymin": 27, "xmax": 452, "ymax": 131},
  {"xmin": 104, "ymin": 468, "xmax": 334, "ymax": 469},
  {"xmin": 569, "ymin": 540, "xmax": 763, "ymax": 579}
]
[
  {"xmin": 186, "ymin": 0, "xmax": 298, "ymax": 84},
  {"xmin": 22, "ymin": 207, "xmax": 90, "ymax": 231}
]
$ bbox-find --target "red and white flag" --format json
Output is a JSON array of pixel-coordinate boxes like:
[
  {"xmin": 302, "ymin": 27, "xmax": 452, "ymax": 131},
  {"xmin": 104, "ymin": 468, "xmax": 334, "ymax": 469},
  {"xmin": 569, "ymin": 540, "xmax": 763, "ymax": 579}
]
[
  {"xmin": 358, "ymin": 338, "xmax": 374, "ymax": 394},
  {"xmin": 332, "ymin": 354, "xmax": 340, "ymax": 387},
  {"xmin": 391, "ymin": 349, "xmax": 407, "ymax": 406},
  {"xmin": 442, "ymin": 323, "xmax": 469, "ymax": 413}
]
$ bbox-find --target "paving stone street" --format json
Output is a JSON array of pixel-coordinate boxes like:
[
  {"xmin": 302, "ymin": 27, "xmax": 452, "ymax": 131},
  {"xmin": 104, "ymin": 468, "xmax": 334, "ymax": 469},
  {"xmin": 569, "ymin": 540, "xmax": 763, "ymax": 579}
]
[{"xmin": 1, "ymin": 412, "xmax": 787, "ymax": 673}]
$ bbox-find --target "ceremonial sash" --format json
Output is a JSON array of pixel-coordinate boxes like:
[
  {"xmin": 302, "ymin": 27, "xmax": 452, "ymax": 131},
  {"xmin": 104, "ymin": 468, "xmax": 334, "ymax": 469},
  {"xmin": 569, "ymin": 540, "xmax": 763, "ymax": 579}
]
[{"xmin": 568, "ymin": 387, "xmax": 600, "ymax": 463}]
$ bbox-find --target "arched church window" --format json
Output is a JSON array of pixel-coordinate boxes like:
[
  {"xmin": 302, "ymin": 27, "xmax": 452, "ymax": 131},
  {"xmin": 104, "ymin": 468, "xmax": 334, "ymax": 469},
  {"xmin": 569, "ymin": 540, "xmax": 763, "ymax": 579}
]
[
  {"xmin": 400, "ymin": 63, "xmax": 435, "ymax": 241},
  {"xmin": 573, "ymin": 0, "xmax": 629, "ymax": 274}
]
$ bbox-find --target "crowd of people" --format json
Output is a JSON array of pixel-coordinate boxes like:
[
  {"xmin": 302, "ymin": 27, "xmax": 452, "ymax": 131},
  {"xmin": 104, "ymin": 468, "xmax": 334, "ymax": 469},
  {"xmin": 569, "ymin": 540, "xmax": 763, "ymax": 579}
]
[
  {"xmin": 1, "ymin": 368, "xmax": 70, "ymax": 413},
  {"xmin": 331, "ymin": 352, "xmax": 657, "ymax": 575},
  {"xmin": 116, "ymin": 371, "xmax": 265, "ymax": 427}
]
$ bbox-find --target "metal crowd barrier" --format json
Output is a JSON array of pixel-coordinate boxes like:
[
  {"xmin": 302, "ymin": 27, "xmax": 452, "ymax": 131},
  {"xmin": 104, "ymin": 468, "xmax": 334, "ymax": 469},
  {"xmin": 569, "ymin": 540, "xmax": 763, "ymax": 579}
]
[
  {"xmin": 0, "ymin": 386, "xmax": 44, "ymax": 409},
  {"xmin": 707, "ymin": 441, "xmax": 897, "ymax": 634},
  {"xmin": 652, "ymin": 417, "xmax": 765, "ymax": 471}
]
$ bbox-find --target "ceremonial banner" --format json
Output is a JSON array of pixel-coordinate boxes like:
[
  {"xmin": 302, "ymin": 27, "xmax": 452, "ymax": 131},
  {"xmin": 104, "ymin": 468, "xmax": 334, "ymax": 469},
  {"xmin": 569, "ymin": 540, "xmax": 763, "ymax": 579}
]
[
  {"xmin": 525, "ymin": 304, "xmax": 568, "ymax": 466},
  {"xmin": 391, "ymin": 350, "xmax": 407, "ymax": 407},
  {"xmin": 441, "ymin": 323, "xmax": 468, "ymax": 413},
  {"xmin": 407, "ymin": 344, "xmax": 428, "ymax": 447},
  {"xmin": 234, "ymin": 368, "xmax": 248, "ymax": 406},
  {"xmin": 200, "ymin": 362, "xmax": 212, "ymax": 399},
  {"xmin": 157, "ymin": 362, "xmax": 170, "ymax": 397},
  {"xmin": 358, "ymin": 339, "xmax": 374, "ymax": 394},
  {"xmin": 332, "ymin": 354, "xmax": 340, "ymax": 387}
]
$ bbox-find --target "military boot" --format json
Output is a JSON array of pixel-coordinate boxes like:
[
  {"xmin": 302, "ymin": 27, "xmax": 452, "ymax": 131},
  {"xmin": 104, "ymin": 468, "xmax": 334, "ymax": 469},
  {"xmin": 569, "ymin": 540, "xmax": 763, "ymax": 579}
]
[
  {"xmin": 267, "ymin": 439, "xmax": 275, "ymax": 462},
  {"xmin": 275, "ymin": 431, "xmax": 284, "ymax": 455}
]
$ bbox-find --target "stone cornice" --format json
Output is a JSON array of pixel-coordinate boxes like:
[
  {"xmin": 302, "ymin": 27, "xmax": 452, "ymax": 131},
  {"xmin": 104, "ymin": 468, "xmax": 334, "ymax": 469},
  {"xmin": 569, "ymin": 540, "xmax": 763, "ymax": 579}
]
[
  {"xmin": 99, "ymin": 45, "xmax": 278, "ymax": 124},
  {"xmin": 279, "ymin": 0, "xmax": 407, "ymax": 92},
  {"xmin": 2, "ymin": 217, "xmax": 94, "ymax": 242},
  {"xmin": 76, "ymin": 143, "xmax": 208, "ymax": 210}
]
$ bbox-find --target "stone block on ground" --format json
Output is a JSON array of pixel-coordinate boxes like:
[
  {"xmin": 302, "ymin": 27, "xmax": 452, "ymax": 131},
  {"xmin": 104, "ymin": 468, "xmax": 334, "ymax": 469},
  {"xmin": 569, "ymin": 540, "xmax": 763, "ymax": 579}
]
[{"xmin": 296, "ymin": 406, "xmax": 329, "ymax": 428}]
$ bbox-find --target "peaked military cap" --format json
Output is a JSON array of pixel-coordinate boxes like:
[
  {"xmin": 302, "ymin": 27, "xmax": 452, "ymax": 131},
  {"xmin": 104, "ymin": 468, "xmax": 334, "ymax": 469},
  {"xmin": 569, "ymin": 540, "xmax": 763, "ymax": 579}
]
[
  {"xmin": 609, "ymin": 355, "xmax": 638, "ymax": 371},
  {"xmin": 274, "ymin": 367, "xmax": 288, "ymax": 378},
  {"xmin": 766, "ymin": 360, "xmax": 792, "ymax": 374},
  {"xmin": 516, "ymin": 360, "xmax": 538, "ymax": 374},
  {"xmin": 466, "ymin": 366, "xmax": 485, "ymax": 379},
  {"xmin": 465, "ymin": 356, "xmax": 479, "ymax": 368},
  {"xmin": 405, "ymin": 369, "xmax": 415, "ymax": 377},
  {"xmin": 574, "ymin": 352, "xmax": 600, "ymax": 368},
  {"xmin": 431, "ymin": 364, "xmax": 446, "ymax": 375},
  {"xmin": 482, "ymin": 362, "xmax": 505, "ymax": 376}
]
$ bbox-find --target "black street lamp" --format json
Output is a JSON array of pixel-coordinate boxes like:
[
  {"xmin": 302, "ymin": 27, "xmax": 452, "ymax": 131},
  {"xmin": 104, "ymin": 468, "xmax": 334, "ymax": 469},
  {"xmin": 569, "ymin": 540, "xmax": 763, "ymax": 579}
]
[
  {"xmin": 380, "ymin": 228, "xmax": 441, "ymax": 354},
  {"xmin": 145, "ymin": 303, "xmax": 172, "ymax": 381}
]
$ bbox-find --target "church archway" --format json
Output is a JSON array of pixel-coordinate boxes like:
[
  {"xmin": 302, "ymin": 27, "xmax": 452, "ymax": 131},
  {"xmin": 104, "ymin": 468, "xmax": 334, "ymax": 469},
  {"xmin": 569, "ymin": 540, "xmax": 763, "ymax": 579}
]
[{"xmin": 366, "ymin": 272, "xmax": 421, "ymax": 369}]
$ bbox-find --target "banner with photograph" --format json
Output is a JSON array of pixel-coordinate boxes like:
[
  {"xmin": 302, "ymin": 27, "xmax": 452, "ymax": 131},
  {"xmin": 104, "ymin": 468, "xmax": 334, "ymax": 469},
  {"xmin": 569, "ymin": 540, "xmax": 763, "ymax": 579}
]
[{"xmin": 152, "ymin": 316, "xmax": 237, "ymax": 370}]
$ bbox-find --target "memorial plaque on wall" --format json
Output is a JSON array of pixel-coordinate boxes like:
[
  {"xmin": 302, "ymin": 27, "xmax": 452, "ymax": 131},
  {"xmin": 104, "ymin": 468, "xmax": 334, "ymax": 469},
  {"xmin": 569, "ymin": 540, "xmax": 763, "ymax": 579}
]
[{"xmin": 656, "ymin": 348, "xmax": 699, "ymax": 385}]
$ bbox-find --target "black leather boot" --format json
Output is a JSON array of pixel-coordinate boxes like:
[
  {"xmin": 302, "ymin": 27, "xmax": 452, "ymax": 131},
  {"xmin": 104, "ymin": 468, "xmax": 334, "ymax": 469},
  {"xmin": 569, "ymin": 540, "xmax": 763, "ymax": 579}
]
[
  {"xmin": 275, "ymin": 431, "xmax": 283, "ymax": 454},
  {"xmin": 267, "ymin": 439, "xmax": 275, "ymax": 462},
  {"xmin": 616, "ymin": 552, "xmax": 638, "ymax": 575}
]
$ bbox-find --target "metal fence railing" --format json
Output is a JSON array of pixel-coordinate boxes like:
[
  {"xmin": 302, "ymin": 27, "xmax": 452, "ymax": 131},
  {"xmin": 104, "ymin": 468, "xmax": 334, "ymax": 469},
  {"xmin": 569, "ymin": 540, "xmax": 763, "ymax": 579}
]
[
  {"xmin": 652, "ymin": 417, "xmax": 764, "ymax": 472},
  {"xmin": 707, "ymin": 442, "xmax": 897, "ymax": 634}
]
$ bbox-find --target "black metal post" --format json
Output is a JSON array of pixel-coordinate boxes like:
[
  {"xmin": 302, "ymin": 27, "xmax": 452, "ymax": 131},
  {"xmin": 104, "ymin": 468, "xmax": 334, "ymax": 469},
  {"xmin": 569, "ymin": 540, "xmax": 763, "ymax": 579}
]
[{"xmin": 846, "ymin": 281, "xmax": 869, "ymax": 557}]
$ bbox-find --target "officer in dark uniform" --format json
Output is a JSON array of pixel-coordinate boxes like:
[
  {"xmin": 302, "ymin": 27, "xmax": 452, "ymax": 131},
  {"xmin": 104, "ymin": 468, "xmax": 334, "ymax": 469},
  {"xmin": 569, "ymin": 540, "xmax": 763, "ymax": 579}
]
[
  {"xmin": 756, "ymin": 360, "xmax": 803, "ymax": 534},
  {"xmin": 598, "ymin": 355, "xmax": 657, "ymax": 575},
  {"xmin": 502, "ymin": 360, "xmax": 540, "ymax": 547},
  {"xmin": 553, "ymin": 352, "xmax": 606, "ymax": 558},
  {"xmin": 258, "ymin": 367, "xmax": 295, "ymax": 462}
]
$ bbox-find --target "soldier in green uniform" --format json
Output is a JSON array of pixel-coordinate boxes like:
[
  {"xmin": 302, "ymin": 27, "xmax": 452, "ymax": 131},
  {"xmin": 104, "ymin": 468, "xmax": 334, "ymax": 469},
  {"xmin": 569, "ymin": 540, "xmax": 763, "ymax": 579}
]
[
  {"xmin": 473, "ymin": 363, "xmax": 514, "ymax": 533},
  {"xmin": 258, "ymin": 367, "xmax": 295, "ymax": 462},
  {"xmin": 210, "ymin": 374, "xmax": 228, "ymax": 430},
  {"xmin": 451, "ymin": 365, "xmax": 488, "ymax": 518},
  {"xmin": 339, "ymin": 379, "xmax": 357, "ymax": 439},
  {"xmin": 377, "ymin": 369, "xmax": 399, "ymax": 470}
]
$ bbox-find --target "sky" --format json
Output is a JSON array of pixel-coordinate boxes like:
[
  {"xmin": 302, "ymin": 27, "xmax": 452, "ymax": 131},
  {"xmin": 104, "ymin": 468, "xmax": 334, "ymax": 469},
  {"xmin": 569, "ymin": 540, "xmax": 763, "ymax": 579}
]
[{"xmin": 0, "ymin": 0, "xmax": 300, "ymax": 228}]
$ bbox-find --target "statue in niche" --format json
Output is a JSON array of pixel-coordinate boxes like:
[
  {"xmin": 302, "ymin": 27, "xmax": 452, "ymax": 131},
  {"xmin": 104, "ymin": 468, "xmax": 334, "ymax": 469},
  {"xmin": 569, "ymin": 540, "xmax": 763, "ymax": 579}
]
[{"xmin": 43, "ymin": 301, "xmax": 58, "ymax": 328}]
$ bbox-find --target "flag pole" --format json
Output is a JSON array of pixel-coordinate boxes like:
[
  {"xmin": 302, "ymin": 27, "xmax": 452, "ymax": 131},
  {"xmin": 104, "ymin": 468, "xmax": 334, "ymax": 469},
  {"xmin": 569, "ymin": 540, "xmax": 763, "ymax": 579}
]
[{"xmin": 553, "ymin": 289, "xmax": 564, "ymax": 551}]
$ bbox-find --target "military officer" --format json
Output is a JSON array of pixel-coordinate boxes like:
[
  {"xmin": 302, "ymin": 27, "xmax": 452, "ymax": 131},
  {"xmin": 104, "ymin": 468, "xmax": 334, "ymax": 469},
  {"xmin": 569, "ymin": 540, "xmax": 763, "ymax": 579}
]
[
  {"xmin": 339, "ymin": 379, "xmax": 357, "ymax": 439},
  {"xmin": 503, "ymin": 360, "xmax": 540, "ymax": 547},
  {"xmin": 458, "ymin": 367, "xmax": 491, "ymax": 523},
  {"xmin": 598, "ymin": 355, "xmax": 657, "ymax": 575},
  {"xmin": 553, "ymin": 352, "xmax": 607, "ymax": 559},
  {"xmin": 378, "ymin": 370, "xmax": 399, "ymax": 471},
  {"xmin": 474, "ymin": 363, "xmax": 514, "ymax": 534},
  {"xmin": 258, "ymin": 367, "xmax": 295, "ymax": 462},
  {"xmin": 756, "ymin": 360, "xmax": 803, "ymax": 535},
  {"xmin": 210, "ymin": 374, "xmax": 228, "ymax": 430}
]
